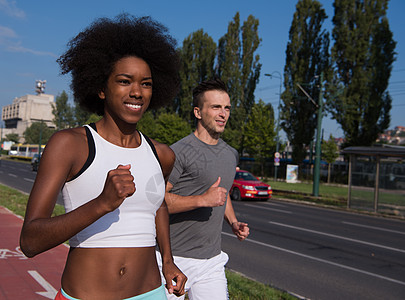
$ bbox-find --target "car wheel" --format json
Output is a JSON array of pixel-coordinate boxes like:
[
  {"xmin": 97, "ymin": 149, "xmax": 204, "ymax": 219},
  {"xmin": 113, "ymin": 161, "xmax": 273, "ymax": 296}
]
[{"xmin": 231, "ymin": 188, "xmax": 241, "ymax": 201}]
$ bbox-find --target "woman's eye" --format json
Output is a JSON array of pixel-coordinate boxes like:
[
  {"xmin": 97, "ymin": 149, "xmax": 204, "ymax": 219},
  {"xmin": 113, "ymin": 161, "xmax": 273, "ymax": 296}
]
[
  {"xmin": 142, "ymin": 81, "xmax": 153, "ymax": 87},
  {"xmin": 118, "ymin": 79, "xmax": 130, "ymax": 84}
]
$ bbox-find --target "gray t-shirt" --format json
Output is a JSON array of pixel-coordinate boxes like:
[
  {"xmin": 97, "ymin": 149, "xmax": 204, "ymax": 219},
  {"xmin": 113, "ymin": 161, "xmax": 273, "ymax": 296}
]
[{"xmin": 168, "ymin": 133, "xmax": 239, "ymax": 259}]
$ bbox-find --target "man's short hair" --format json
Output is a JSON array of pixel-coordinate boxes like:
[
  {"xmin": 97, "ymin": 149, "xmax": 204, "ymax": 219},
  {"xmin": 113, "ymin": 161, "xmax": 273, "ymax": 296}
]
[{"xmin": 192, "ymin": 78, "xmax": 228, "ymax": 108}]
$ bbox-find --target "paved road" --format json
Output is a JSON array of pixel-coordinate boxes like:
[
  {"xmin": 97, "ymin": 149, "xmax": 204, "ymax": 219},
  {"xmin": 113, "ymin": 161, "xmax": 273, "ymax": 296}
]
[
  {"xmin": 1, "ymin": 159, "xmax": 405, "ymax": 299},
  {"xmin": 222, "ymin": 200, "xmax": 405, "ymax": 300},
  {"xmin": 0, "ymin": 159, "xmax": 62, "ymax": 204},
  {"xmin": 0, "ymin": 159, "xmax": 35, "ymax": 194}
]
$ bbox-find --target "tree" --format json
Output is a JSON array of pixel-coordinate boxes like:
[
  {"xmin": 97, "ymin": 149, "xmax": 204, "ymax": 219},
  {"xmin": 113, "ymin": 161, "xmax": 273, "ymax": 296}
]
[
  {"xmin": 85, "ymin": 113, "xmax": 103, "ymax": 125},
  {"xmin": 322, "ymin": 134, "xmax": 339, "ymax": 183},
  {"xmin": 74, "ymin": 101, "xmax": 93, "ymax": 126},
  {"xmin": 175, "ymin": 30, "xmax": 216, "ymax": 125},
  {"xmin": 243, "ymin": 100, "xmax": 276, "ymax": 176},
  {"xmin": 281, "ymin": 0, "xmax": 330, "ymax": 164},
  {"xmin": 23, "ymin": 122, "xmax": 54, "ymax": 144},
  {"xmin": 137, "ymin": 110, "xmax": 158, "ymax": 137},
  {"xmin": 217, "ymin": 12, "xmax": 262, "ymax": 153},
  {"xmin": 5, "ymin": 133, "xmax": 19, "ymax": 143},
  {"xmin": 154, "ymin": 112, "xmax": 192, "ymax": 145},
  {"xmin": 328, "ymin": 0, "xmax": 396, "ymax": 147},
  {"xmin": 52, "ymin": 91, "xmax": 74, "ymax": 130}
]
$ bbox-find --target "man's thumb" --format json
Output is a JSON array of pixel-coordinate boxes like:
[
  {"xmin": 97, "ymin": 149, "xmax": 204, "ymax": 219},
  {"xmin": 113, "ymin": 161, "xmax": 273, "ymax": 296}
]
[{"xmin": 211, "ymin": 177, "xmax": 221, "ymax": 187}]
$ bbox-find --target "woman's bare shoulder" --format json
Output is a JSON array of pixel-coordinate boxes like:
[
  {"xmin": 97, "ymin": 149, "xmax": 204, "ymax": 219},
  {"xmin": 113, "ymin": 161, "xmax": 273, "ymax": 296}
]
[{"xmin": 148, "ymin": 138, "xmax": 175, "ymax": 179}]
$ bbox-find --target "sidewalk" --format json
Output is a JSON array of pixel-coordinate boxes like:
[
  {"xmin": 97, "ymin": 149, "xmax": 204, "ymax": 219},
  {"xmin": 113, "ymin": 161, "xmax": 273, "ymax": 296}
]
[{"xmin": 0, "ymin": 206, "xmax": 68, "ymax": 299}]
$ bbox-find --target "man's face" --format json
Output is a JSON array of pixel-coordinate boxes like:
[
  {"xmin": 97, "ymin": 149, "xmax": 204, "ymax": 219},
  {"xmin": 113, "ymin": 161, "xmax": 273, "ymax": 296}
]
[{"xmin": 194, "ymin": 90, "xmax": 231, "ymax": 135}]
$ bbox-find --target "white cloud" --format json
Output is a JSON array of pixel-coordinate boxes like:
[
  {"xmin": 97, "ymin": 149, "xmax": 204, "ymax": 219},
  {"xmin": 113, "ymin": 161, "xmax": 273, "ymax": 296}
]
[
  {"xmin": 0, "ymin": 25, "xmax": 17, "ymax": 38},
  {"xmin": 0, "ymin": 25, "xmax": 57, "ymax": 58},
  {"xmin": 7, "ymin": 43, "xmax": 57, "ymax": 57},
  {"xmin": 0, "ymin": 0, "xmax": 26, "ymax": 19}
]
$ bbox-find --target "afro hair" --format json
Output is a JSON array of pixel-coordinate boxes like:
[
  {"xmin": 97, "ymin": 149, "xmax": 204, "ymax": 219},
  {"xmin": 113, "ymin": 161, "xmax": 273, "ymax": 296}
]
[{"xmin": 57, "ymin": 14, "xmax": 180, "ymax": 115}]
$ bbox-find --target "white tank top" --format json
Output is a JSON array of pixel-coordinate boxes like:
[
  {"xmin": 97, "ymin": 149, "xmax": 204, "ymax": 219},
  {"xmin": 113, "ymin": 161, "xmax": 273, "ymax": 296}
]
[{"xmin": 62, "ymin": 125, "xmax": 165, "ymax": 248}]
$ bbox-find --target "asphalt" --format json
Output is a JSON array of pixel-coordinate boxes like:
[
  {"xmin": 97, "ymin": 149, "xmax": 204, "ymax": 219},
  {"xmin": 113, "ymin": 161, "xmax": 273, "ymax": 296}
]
[{"xmin": 0, "ymin": 206, "xmax": 68, "ymax": 300}]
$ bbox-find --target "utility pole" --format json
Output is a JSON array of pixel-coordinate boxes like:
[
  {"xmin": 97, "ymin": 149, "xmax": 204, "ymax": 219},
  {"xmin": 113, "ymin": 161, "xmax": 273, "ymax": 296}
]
[
  {"xmin": 265, "ymin": 72, "xmax": 282, "ymax": 181},
  {"xmin": 296, "ymin": 72, "xmax": 324, "ymax": 197},
  {"xmin": 313, "ymin": 72, "xmax": 324, "ymax": 197}
]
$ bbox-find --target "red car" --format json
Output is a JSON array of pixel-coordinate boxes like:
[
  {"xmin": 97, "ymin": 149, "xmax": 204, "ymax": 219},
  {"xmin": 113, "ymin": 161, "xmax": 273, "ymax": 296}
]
[{"xmin": 231, "ymin": 170, "xmax": 272, "ymax": 201}]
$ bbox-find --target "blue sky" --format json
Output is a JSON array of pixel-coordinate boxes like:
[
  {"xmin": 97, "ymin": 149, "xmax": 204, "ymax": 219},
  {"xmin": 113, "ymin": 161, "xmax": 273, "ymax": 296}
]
[{"xmin": 0, "ymin": 0, "xmax": 404, "ymax": 140}]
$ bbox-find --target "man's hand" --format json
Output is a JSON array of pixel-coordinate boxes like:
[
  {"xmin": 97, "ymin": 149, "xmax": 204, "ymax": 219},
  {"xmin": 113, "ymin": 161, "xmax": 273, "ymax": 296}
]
[
  {"xmin": 203, "ymin": 177, "xmax": 227, "ymax": 207},
  {"xmin": 162, "ymin": 260, "xmax": 187, "ymax": 296},
  {"xmin": 231, "ymin": 221, "xmax": 250, "ymax": 241}
]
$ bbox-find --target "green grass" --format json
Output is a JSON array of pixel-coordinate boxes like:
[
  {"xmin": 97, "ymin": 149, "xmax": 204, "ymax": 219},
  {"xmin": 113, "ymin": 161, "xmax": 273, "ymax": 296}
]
[
  {"xmin": 0, "ymin": 184, "xmax": 295, "ymax": 300},
  {"xmin": 226, "ymin": 270, "xmax": 296, "ymax": 300},
  {"xmin": 0, "ymin": 184, "xmax": 65, "ymax": 217},
  {"xmin": 266, "ymin": 180, "xmax": 405, "ymax": 218}
]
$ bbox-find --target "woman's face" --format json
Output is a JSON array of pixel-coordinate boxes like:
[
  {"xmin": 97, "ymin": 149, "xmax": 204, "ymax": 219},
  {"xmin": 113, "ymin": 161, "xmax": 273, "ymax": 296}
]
[{"xmin": 99, "ymin": 56, "xmax": 152, "ymax": 125}]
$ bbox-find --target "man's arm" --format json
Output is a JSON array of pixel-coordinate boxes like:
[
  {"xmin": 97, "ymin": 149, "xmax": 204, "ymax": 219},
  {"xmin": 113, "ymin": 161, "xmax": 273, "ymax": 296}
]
[
  {"xmin": 224, "ymin": 194, "xmax": 250, "ymax": 241},
  {"xmin": 165, "ymin": 177, "xmax": 227, "ymax": 214}
]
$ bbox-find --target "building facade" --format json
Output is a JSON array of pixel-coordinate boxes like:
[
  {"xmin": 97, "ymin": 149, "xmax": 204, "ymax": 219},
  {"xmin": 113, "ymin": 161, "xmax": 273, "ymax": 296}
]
[{"xmin": 1, "ymin": 93, "xmax": 55, "ymax": 143}]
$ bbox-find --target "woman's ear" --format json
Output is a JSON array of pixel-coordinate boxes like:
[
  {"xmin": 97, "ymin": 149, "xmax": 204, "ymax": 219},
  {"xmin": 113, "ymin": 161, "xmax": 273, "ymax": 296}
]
[
  {"xmin": 194, "ymin": 107, "xmax": 201, "ymax": 119},
  {"xmin": 98, "ymin": 90, "xmax": 106, "ymax": 100}
]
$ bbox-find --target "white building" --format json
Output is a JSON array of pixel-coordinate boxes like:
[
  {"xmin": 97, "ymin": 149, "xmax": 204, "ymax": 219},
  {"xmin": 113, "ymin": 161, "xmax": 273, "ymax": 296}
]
[{"xmin": 1, "ymin": 93, "xmax": 55, "ymax": 143}]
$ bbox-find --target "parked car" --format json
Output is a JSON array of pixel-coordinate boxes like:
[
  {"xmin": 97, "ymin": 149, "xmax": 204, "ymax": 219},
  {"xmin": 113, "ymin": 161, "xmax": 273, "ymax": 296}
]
[
  {"xmin": 231, "ymin": 170, "xmax": 272, "ymax": 201},
  {"xmin": 31, "ymin": 154, "xmax": 40, "ymax": 171}
]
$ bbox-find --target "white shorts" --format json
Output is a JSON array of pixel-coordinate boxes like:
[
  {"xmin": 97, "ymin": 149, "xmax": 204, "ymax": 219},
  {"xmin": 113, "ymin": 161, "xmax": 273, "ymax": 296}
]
[{"xmin": 156, "ymin": 251, "xmax": 229, "ymax": 300}]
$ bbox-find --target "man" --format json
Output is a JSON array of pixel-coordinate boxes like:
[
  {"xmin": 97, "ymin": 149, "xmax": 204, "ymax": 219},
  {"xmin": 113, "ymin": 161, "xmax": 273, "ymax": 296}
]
[{"xmin": 157, "ymin": 78, "xmax": 250, "ymax": 299}]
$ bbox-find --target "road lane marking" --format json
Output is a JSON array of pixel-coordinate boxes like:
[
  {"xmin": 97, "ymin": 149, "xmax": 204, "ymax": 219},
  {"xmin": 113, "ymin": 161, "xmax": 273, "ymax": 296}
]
[
  {"xmin": 245, "ymin": 204, "xmax": 292, "ymax": 214},
  {"xmin": 24, "ymin": 178, "xmax": 35, "ymax": 182},
  {"xmin": 222, "ymin": 232, "xmax": 405, "ymax": 286},
  {"xmin": 28, "ymin": 270, "xmax": 57, "ymax": 299},
  {"xmin": 342, "ymin": 221, "xmax": 405, "ymax": 235},
  {"xmin": 8, "ymin": 173, "xmax": 17, "ymax": 177},
  {"xmin": 269, "ymin": 221, "xmax": 405, "ymax": 253}
]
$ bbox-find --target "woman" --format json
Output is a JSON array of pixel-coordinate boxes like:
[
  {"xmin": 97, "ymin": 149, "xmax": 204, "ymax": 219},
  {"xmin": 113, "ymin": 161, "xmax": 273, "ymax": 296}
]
[{"xmin": 20, "ymin": 14, "xmax": 186, "ymax": 300}]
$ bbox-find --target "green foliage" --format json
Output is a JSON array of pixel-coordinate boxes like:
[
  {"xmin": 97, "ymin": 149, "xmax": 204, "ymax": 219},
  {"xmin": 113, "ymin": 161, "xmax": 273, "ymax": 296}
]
[
  {"xmin": 175, "ymin": 30, "xmax": 216, "ymax": 125},
  {"xmin": 138, "ymin": 111, "xmax": 192, "ymax": 145},
  {"xmin": 74, "ymin": 102, "xmax": 93, "ymax": 126},
  {"xmin": 322, "ymin": 134, "xmax": 339, "ymax": 183},
  {"xmin": 52, "ymin": 91, "xmax": 75, "ymax": 130},
  {"xmin": 23, "ymin": 122, "xmax": 55, "ymax": 144},
  {"xmin": 322, "ymin": 134, "xmax": 339, "ymax": 164},
  {"xmin": 5, "ymin": 133, "xmax": 19, "ymax": 143},
  {"xmin": 217, "ymin": 12, "xmax": 262, "ymax": 153},
  {"xmin": 137, "ymin": 111, "xmax": 157, "ymax": 137},
  {"xmin": 282, "ymin": 0, "xmax": 330, "ymax": 164},
  {"xmin": 329, "ymin": 0, "xmax": 396, "ymax": 147},
  {"xmin": 154, "ymin": 112, "xmax": 192, "ymax": 145},
  {"xmin": 243, "ymin": 100, "xmax": 276, "ymax": 175},
  {"xmin": 84, "ymin": 113, "xmax": 102, "ymax": 124}
]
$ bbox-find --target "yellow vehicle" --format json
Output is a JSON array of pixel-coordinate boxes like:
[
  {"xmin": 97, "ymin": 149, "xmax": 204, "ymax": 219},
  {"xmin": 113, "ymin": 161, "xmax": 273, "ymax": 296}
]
[{"xmin": 8, "ymin": 144, "xmax": 45, "ymax": 160}]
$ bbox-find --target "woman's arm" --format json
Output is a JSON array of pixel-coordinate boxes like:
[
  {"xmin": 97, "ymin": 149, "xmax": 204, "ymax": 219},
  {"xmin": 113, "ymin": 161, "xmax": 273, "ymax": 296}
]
[
  {"xmin": 154, "ymin": 141, "xmax": 186, "ymax": 296},
  {"xmin": 20, "ymin": 128, "xmax": 135, "ymax": 257}
]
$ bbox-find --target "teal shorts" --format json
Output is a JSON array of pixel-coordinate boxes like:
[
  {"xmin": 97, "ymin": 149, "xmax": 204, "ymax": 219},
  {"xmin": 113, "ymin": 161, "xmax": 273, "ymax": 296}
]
[{"xmin": 58, "ymin": 285, "xmax": 166, "ymax": 300}]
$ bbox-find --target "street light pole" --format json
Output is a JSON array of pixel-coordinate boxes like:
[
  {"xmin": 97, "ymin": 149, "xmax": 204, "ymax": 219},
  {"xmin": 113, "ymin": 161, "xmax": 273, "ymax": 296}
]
[
  {"xmin": 265, "ymin": 72, "xmax": 282, "ymax": 181},
  {"xmin": 296, "ymin": 72, "xmax": 324, "ymax": 196},
  {"xmin": 312, "ymin": 72, "xmax": 324, "ymax": 197}
]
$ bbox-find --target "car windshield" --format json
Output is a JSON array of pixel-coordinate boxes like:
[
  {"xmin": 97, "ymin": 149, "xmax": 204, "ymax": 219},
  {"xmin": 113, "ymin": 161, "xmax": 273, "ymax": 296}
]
[{"xmin": 235, "ymin": 172, "xmax": 258, "ymax": 181}]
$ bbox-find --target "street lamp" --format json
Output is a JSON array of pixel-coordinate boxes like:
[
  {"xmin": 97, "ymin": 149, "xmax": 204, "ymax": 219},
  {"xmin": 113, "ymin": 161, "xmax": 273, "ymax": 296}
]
[
  {"xmin": 296, "ymin": 73, "xmax": 324, "ymax": 197},
  {"xmin": 265, "ymin": 72, "xmax": 282, "ymax": 181}
]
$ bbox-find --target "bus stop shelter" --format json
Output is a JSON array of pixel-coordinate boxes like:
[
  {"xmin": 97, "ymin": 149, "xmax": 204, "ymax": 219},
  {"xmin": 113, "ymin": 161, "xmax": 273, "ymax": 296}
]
[{"xmin": 342, "ymin": 145, "xmax": 405, "ymax": 218}]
